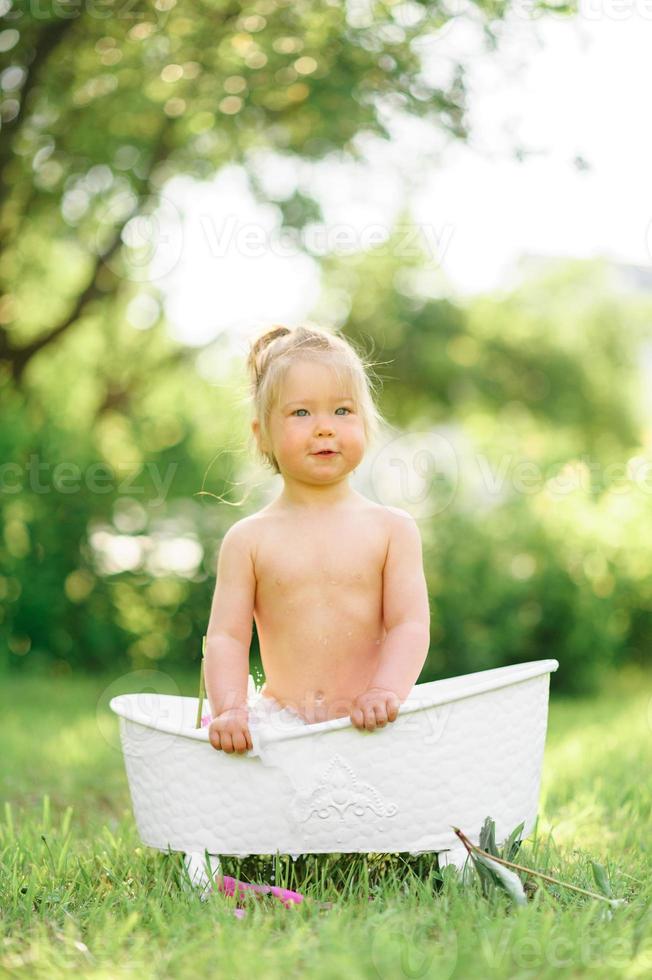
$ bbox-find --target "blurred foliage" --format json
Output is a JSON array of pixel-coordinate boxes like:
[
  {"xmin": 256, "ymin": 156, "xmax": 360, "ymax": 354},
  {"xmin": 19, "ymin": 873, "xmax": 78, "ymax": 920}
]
[
  {"xmin": 2, "ymin": 249, "xmax": 652, "ymax": 695},
  {"xmin": 4, "ymin": 0, "xmax": 648, "ymax": 696},
  {"xmin": 326, "ymin": 244, "xmax": 652, "ymax": 696},
  {"xmin": 0, "ymin": 0, "xmax": 567, "ymax": 380},
  {"xmin": 0, "ymin": 367, "xmax": 237, "ymax": 674},
  {"xmin": 320, "ymin": 231, "xmax": 647, "ymax": 455}
]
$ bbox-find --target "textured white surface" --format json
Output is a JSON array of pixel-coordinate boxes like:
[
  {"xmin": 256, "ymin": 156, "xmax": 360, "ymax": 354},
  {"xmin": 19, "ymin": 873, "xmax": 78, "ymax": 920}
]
[{"xmin": 110, "ymin": 659, "xmax": 558, "ymax": 859}]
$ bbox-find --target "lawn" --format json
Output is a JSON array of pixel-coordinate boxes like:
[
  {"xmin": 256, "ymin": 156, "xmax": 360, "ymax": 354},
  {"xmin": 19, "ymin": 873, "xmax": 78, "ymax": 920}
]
[{"xmin": 1, "ymin": 665, "xmax": 650, "ymax": 978}]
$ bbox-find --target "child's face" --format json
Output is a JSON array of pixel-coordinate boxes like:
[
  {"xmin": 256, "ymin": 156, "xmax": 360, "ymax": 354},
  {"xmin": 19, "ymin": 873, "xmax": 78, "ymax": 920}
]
[{"xmin": 264, "ymin": 360, "xmax": 366, "ymax": 483}]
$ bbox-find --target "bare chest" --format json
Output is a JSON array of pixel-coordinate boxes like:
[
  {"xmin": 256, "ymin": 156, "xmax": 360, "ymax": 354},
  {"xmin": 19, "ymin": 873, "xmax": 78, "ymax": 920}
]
[{"xmin": 252, "ymin": 511, "xmax": 388, "ymax": 621}]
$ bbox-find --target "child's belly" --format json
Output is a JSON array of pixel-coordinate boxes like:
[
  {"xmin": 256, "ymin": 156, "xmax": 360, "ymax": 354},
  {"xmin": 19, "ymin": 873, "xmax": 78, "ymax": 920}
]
[{"xmin": 253, "ymin": 588, "xmax": 385, "ymax": 723}]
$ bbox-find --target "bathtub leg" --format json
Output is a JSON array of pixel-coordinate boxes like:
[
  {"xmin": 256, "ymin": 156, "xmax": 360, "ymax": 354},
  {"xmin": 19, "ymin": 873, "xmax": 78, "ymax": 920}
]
[
  {"xmin": 437, "ymin": 845, "xmax": 470, "ymax": 873},
  {"xmin": 183, "ymin": 851, "xmax": 222, "ymax": 902}
]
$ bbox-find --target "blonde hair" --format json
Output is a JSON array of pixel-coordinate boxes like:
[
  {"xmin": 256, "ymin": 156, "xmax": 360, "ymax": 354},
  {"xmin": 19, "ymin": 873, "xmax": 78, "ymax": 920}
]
[{"xmin": 246, "ymin": 324, "xmax": 386, "ymax": 475}]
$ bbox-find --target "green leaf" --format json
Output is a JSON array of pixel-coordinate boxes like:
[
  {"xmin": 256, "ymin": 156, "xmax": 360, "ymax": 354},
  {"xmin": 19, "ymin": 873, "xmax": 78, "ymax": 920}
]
[
  {"xmin": 501, "ymin": 821, "xmax": 525, "ymax": 862},
  {"xmin": 591, "ymin": 861, "xmax": 613, "ymax": 898},
  {"xmin": 472, "ymin": 851, "xmax": 528, "ymax": 907},
  {"xmin": 479, "ymin": 816, "xmax": 498, "ymax": 856}
]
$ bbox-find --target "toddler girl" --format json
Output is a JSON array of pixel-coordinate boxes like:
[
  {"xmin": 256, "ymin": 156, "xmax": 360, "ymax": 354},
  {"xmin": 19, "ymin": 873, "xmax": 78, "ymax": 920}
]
[{"xmin": 205, "ymin": 324, "xmax": 431, "ymax": 753}]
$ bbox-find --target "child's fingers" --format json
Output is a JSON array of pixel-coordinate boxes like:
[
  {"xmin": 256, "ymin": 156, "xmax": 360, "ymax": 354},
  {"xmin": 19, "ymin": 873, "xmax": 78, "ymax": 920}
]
[
  {"xmin": 208, "ymin": 724, "xmax": 253, "ymax": 753},
  {"xmin": 208, "ymin": 726, "xmax": 223, "ymax": 751},
  {"xmin": 386, "ymin": 697, "xmax": 400, "ymax": 722},
  {"xmin": 363, "ymin": 705, "xmax": 378, "ymax": 731},
  {"xmin": 373, "ymin": 704, "xmax": 389, "ymax": 728},
  {"xmin": 232, "ymin": 731, "xmax": 249, "ymax": 754},
  {"xmin": 350, "ymin": 707, "xmax": 365, "ymax": 729},
  {"xmin": 220, "ymin": 733, "xmax": 235, "ymax": 753}
]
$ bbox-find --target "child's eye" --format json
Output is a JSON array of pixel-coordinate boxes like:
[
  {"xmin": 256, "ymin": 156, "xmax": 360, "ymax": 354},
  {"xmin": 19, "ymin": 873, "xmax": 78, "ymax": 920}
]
[{"xmin": 291, "ymin": 407, "xmax": 352, "ymax": 417}]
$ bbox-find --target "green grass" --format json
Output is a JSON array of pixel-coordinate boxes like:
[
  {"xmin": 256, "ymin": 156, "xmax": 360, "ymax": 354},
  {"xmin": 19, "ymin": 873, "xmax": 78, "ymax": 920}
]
[{"xmin": 1, "ymin": 666, "xmax": 651, "ymax": 978}]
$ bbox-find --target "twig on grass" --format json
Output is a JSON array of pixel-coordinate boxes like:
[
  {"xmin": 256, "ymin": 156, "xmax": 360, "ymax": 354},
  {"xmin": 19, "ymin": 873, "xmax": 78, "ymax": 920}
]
[{"xmin": 452, "ymin": 826, "xmax": 626, "ymax": 907}]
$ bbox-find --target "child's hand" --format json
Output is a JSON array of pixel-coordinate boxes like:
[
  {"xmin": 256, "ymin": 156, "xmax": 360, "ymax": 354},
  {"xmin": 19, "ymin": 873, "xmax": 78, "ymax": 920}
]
[
  {"xmin": 208, "ymin": 707, "xmax": 252, "ymax": 754},
  {"xmin": 350, "ymin": 687, "xmax": 401, "ymax": 732}
]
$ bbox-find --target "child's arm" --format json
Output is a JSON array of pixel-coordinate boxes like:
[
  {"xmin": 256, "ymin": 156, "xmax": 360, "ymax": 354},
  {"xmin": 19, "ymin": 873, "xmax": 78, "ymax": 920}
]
[
  {"xmin": 351, "ymin": 510, "xmax": 430, "ymax": 731},
  {"xmin": 204, "ymin": 520, "xmax": 256, "ymax": 753}
]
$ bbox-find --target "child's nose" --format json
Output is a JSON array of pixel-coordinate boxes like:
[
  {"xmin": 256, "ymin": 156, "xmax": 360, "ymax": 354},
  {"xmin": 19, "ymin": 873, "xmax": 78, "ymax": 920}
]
[{"xmin": 314, "ymin": 416, "xmax": 335, "ymax": 435}]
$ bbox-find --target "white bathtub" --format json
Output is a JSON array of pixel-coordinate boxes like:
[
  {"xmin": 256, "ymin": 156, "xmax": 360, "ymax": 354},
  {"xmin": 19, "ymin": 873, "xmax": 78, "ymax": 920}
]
[{"xmin": 110, "ymin": 658, "xmax": 558, "ymax": 873}]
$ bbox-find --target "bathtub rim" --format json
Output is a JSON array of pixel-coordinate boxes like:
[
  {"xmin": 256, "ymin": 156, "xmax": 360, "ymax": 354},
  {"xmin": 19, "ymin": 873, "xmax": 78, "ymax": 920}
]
[{"xmin": 109, "ymin": 657, "xmax": 559, "ymax": 747}]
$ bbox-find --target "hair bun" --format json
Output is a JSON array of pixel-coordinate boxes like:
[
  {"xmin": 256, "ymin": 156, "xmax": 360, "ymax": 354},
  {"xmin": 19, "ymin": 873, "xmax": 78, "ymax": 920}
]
[
  {"xmin": 247, "ymin": 324, "xmax": 292, "ymax": 388},
  {"xmin": 252, "ymin": 324, "xmax": 291, "ymax": 356}
]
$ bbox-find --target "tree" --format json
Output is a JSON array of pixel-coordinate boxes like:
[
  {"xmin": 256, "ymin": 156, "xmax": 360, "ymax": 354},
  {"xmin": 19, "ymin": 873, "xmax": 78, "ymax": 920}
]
[{"xmin": 0, "ymin": 0, "xmax": 573, "ymax": 391}]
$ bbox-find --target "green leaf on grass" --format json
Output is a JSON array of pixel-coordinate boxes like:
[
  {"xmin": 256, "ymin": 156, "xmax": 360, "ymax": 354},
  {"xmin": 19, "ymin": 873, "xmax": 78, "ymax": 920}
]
[
  {"xmin": 591, "ymin": 861, "xmax": 613, "ymax": 898},
  {"xmin": 472, "ymin": 851, "xmax": 528, "ymax": 907},
  {"xmin": 501, "ymin": 821, "xmax": 525, "ymax": 862}
]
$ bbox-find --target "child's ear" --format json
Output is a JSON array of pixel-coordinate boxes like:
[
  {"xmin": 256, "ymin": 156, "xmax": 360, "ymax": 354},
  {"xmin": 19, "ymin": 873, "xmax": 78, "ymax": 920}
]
[{"xmin": 251, "ymin": 418, "xmax": 267, "ymax": 453}]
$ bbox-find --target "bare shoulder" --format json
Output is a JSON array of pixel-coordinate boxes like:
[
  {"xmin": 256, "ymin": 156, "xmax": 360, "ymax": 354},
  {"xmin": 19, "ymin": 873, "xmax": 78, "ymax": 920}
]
[
  {"xmin": 379, "ymin": 504, "xmax": 422, "ymax": 551},
  {"xmin": 341, "ymin": 493, "xmax": 405, "ymax": 521},
  {"xmin": 333, "ymin": 496, "xmax": 417, "ymax": 538},
  {"xmin": 350, "ymin": 501, "xmax": 418, "ymax": 569},
  {"xmin": 382, "ymin": 504, "xmax": 416, "ymax": 522},
  {"xmin": 235, "ymin": 505, "xmax": 281, "ymax": 535},
  {"xmin": 219, "ymin": 513, "xmax": 263, "ymax": 549},
  {"xmin": 221, "ymin": 508, "xmax": 278, "ymax": 558},
  {"xmin": 380, "ymin": 504, "xmax": 420, "ymax": 530}
]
